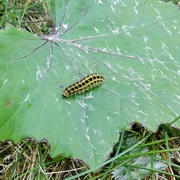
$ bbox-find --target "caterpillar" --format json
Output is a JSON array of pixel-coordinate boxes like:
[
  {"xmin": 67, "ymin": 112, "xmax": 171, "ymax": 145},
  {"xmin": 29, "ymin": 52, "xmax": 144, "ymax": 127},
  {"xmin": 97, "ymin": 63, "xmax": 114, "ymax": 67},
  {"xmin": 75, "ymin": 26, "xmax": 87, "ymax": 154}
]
[{"xmin": 62, "ymin": 74, "xmax": 104, "ymax": 98}]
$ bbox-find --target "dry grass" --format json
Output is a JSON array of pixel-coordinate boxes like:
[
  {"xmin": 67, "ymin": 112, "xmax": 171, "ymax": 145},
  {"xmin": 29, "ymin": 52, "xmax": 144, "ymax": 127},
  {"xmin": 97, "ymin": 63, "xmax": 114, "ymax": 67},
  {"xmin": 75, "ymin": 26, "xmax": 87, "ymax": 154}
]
[
  {"xmin": 0, "ymin": 0, "xmax": 52, "ymax": 35},
  {"xmin": 0, "ymin": 125, "xmax": 179, "ymax": 179},
  {"xmin": 0, "ymin": 140, "xmax": 91, "ymax": 179}
]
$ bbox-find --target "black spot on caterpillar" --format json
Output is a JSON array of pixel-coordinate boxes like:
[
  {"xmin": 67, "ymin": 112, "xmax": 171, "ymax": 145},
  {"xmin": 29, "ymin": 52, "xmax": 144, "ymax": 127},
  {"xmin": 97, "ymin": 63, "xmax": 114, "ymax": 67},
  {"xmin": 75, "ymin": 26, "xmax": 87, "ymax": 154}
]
[{"xmin": 62, "ymin": 74, "xmax": 104, "ymax": 98}]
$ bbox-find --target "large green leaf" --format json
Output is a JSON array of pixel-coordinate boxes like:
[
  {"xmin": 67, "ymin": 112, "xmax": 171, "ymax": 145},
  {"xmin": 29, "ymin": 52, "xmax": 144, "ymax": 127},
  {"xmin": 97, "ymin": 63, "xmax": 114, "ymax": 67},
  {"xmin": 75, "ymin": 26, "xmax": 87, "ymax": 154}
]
[{"xmin": 0, "ymin": 0, "xmax": 179, "ymax": 168}]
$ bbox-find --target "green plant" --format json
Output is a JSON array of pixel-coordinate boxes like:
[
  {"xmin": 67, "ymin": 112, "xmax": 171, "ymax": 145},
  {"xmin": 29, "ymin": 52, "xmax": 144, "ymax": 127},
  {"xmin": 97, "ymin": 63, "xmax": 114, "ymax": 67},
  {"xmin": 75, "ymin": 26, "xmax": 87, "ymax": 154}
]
[{"xmin": 0, "ymin": 0, "xmax": 180, "ymax": 171}]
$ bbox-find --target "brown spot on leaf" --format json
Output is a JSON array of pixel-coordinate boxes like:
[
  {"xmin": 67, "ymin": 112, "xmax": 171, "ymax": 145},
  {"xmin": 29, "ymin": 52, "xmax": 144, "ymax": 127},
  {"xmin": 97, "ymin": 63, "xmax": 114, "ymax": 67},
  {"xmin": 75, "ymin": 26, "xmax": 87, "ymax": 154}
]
[{"xmin": 6, "ymin": 99, "xmax": 13, "ymax": 108}]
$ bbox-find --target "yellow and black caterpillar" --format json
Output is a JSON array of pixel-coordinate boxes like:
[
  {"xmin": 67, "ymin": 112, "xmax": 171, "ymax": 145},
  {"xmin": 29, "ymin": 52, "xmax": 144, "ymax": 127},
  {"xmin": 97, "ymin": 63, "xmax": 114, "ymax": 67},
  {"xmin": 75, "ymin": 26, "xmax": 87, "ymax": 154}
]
[{"xmin": 62, "ymin": 74, "xmax": 104, "ymax": 98}]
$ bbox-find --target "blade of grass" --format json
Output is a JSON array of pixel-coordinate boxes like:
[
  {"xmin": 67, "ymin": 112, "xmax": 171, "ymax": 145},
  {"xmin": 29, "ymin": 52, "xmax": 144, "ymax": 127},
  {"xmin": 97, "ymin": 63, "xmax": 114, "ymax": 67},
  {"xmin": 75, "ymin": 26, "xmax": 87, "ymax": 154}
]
[{"xmin": 66, "ymin": 132, "xmax": 152, "ymax": 180}]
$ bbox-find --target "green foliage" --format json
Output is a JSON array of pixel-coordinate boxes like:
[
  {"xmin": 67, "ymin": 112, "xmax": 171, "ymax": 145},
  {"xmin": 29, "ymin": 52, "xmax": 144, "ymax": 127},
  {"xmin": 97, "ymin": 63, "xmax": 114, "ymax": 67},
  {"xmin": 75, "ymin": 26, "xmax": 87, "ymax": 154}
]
[
  {"xmin": 0, "ymin": 0, "xmax": 180, "ymax": 169},
  {"xmin": 0, "ymin": 0, "xmax": 51, "ymax": 34},
  {"xmin": 160, "ymin": 0, "xmax": 180, "ymax": 5},
  {"xmin": 111, "ymin": 137, "xmax": 167, "ymax": 180}
]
